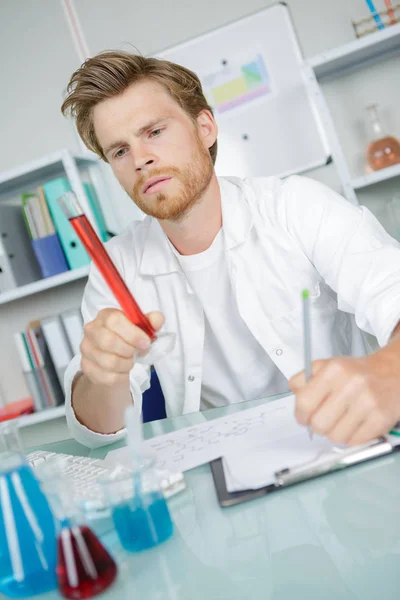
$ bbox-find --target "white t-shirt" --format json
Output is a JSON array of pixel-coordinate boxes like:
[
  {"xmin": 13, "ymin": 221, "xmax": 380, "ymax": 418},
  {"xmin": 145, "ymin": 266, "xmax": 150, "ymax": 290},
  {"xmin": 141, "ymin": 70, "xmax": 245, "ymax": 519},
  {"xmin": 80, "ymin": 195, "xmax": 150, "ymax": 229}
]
[{"xmin": 171, "ymin": 229, "xmax": 289, "ymax": 409}]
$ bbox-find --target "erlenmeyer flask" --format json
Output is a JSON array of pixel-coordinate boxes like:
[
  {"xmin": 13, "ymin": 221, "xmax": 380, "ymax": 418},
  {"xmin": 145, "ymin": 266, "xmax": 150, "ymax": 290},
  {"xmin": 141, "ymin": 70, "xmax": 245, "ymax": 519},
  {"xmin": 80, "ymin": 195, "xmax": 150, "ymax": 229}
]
[
  {"xmin": 58, "ymin": 191, "xmax": 175, "ymax": 365},
  {"xmin": 365, "ymin": 104, "xmax": 400, "ymax": 171},
  {"xmin": 57, "ymin": 525, "xmax": 117, "ymax": 599},
  {"xmin": 38, "ymin": 461, "xmax": 118, "ymax": 599},
  {"xmin": 0, "ymin": 422, "xmax": 57, "ymax": 597}
]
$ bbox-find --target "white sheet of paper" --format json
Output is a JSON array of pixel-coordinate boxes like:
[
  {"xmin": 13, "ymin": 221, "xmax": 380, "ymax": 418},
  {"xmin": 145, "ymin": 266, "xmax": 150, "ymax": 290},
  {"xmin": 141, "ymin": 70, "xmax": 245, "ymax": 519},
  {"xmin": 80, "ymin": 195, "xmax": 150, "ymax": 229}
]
[
  {"xmin": 106, "ymin": 395, "xmax": 304, "ymax": 474},
  {"xmin": 222, "ymin": 432, "xmax": 337, "ymax": 492}
]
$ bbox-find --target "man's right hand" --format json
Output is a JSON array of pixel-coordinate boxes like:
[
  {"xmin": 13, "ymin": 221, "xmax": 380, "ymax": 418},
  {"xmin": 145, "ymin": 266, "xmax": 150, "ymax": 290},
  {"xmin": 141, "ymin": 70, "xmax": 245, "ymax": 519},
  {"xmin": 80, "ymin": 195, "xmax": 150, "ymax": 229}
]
[{"xmin": 80, "ymin": 308, "xmax": 165, "ymax": 386}]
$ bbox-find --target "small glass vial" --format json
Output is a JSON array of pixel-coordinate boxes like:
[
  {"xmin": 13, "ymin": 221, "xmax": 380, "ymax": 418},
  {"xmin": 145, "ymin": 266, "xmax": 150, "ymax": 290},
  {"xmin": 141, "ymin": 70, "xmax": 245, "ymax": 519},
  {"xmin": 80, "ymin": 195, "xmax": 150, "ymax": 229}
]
[
  {"xmin": 100, "ymin": 457, "xmax": 174, "ymax": 552},
  {"xmin": 365, "ymin": 104, "xmax": 400, "ymax": 171}
]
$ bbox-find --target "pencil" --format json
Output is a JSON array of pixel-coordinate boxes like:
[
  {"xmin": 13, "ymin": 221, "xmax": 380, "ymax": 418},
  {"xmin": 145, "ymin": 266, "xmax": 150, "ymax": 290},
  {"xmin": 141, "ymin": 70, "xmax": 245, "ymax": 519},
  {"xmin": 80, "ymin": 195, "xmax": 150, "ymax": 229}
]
[
  {"xmin": 302, "ymin": 289, "xmax": 313, "ymax": 440},
  {"xmin": 364, "ymin": 0, "xmax": 385, "ymax": 29},
  {"xmin": 384, "ymin": 0, "xmax": 397, "ymax": 24}
]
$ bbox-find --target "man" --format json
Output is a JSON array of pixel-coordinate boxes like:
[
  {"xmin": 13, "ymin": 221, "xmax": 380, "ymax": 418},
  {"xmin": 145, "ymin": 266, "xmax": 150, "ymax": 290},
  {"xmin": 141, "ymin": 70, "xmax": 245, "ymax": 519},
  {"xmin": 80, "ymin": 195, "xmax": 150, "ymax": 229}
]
[{"xmin": 62, "ymin": 51, "xmax": 400, "ymax": 449}]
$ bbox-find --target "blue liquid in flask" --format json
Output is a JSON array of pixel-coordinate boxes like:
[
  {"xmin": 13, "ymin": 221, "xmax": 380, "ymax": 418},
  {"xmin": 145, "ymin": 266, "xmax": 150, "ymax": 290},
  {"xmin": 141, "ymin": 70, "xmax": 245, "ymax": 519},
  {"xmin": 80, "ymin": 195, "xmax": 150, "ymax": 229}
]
[
  {"xmin": 112, "ymin": 491, "xmax": 173, "ymax": 552},
  {"xmin": 0, "ymin": 462, "xmax": 57, "ymax": 597}
]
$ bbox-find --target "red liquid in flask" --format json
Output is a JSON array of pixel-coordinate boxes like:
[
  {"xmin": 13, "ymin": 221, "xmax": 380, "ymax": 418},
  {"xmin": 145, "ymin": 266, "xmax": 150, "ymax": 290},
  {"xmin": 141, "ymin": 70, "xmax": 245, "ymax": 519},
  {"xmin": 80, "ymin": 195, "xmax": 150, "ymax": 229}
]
[
  {"xmin": 57, "ymin": 525, "xmax": 117, "ymax": 599},
  {"xmin": 69, "ymin": 214, "xmax": 155, "ymax": 339}
]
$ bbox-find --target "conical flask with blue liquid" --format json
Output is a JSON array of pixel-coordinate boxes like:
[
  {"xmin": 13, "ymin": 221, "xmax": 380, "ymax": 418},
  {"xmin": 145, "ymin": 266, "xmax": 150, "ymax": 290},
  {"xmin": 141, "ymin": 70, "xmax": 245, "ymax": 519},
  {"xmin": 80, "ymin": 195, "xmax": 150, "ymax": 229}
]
[{"xmin": 0, "ymin": 421, "xmax": 57, "ymax": 597}]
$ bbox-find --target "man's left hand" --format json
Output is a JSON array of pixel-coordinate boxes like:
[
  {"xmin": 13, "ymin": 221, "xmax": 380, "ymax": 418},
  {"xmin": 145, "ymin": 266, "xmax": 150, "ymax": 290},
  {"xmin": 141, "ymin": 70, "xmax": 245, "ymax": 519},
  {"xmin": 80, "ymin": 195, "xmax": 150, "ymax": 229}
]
[{"xmin": 289, "ymin": 347, "xmax": 400, "ymax": 445}]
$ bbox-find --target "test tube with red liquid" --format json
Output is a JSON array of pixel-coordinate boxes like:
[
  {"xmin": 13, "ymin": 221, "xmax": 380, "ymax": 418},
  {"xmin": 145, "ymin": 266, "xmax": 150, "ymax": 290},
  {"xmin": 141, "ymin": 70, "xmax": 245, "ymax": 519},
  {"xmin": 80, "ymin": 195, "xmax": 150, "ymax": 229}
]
[{"xmin": 58, "ymin": 191, "xmax": 175, "ymax": 364}]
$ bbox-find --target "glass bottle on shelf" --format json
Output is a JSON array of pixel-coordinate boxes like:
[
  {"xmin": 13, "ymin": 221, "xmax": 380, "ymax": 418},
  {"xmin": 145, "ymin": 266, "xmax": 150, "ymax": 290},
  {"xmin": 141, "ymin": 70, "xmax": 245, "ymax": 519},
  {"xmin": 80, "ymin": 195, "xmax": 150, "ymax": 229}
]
[
  {"xmin": 365, "ymin": 104, "xmax": 400, "ymax": 171},
  {"xmin": 0, "ymin": 421, "xmax": 57, "ymax": 597}
]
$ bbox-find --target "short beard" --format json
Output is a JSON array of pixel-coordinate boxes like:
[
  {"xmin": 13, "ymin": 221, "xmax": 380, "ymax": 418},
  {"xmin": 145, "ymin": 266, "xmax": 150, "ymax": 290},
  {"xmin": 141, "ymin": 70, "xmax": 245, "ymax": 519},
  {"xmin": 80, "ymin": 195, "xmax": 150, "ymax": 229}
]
[{"xmin": 130, "ymin": 135, "xmax": 214, "ymax": 221}]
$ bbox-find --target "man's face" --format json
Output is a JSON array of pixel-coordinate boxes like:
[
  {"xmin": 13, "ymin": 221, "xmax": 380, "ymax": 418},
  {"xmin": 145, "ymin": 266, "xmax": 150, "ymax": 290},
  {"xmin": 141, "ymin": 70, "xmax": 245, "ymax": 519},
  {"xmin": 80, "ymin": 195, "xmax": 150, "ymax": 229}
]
[{"xmin": 93, "ymin": 80, "xmax": 215, "ymax": 221}]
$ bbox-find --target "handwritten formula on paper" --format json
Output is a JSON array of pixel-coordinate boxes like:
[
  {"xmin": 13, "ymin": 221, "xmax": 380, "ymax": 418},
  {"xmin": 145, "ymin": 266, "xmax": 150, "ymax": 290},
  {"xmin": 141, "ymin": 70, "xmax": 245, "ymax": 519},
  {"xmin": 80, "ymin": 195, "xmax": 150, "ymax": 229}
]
[{"xmin": 106, "ymin": 396, "xmax": 295, "ymax": 474}]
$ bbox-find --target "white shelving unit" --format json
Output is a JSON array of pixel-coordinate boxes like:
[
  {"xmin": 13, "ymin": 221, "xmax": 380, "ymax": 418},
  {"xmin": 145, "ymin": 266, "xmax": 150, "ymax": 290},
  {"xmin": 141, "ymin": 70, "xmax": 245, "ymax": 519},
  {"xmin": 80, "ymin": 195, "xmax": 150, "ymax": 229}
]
[
  {"xmin": 0, "ymin": 149, "xmax": 112, "ymax": 426},
  {"xmin": 17, "ymin": 405, "xmax": 66, "ymax": 428},
  {"xmin": 0, "ymin": 148, "xmax": 101, "ymax": 231},
  {"xmin": 0, "ymin": 265, "xmax": 90, "ymax": 305},
  {"xmin": 304, "ymin": 24, "xmax": 400, "ymax": 207},
  {"xmin": 351, "ymin": 163, "xmax": 400, "ymax": 190},
  {"xmin": 0, "ymin": 148, "xmax": 106, "ymax": 307},
  {"xmin": 309, "ymin": 23, "xmax": 400, "ymax": 79}
]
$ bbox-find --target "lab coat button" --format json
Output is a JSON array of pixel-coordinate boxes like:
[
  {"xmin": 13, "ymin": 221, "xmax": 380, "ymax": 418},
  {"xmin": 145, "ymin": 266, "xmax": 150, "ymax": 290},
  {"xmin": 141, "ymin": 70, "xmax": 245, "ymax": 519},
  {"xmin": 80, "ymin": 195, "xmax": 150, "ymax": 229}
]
[
  {"xmin": 188, "ymin": 375, "xmax": 195, "ymax": 382},
  {"xmin": 275, "ymin": 349, "xmax": 283, "ymax": 356}
]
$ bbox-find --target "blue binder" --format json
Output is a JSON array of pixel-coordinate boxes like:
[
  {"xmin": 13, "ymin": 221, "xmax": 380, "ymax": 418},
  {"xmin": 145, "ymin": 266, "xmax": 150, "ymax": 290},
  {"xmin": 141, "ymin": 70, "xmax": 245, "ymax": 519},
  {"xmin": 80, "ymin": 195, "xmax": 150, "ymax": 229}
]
[
  {"xmin": 42, "ymin": 178, "xmax": 90, "ymax": 270},
  {"xmin": 31, "ymin": 233, "xmax": 69, "ymax": 278}
]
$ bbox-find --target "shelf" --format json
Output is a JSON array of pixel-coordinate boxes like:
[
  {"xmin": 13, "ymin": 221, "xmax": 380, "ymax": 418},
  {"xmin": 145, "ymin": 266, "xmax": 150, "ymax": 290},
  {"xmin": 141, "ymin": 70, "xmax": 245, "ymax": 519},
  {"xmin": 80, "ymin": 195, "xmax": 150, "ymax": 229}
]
[
  {"xmin": 17, "ymin": 405, "xmax": 66, "ymax": 428},
  {"xmin": 0, "ymin": 149, "xmax": 99, "ymax": 195},
  {"xmin": 308, "ymin": 23, "xmax": 400, "ymax": 79},
  {"xmin": 0, "ymin": 265, "xmax": 90, "ymax": 305},
  {"xmin": 351, "ymin": 163, "xmax": 400, "ymax": 189}
]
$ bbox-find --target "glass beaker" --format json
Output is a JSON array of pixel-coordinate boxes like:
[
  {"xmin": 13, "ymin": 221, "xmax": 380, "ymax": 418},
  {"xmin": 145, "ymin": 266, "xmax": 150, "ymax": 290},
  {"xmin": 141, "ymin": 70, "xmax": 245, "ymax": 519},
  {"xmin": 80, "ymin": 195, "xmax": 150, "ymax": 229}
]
[
  {"xmin": 57, "ymin": 191, "xmax": 175, "ymax": 365},
  {"xmin": 37, "ymin": 460, "xmax": 118, "ymax": 599},
  {"xmin": 0, "ymin": 422, "xmax": 57, "ymax": 597},
  {"xmin": 365, "ymin": 104, "xmax": 400, "ymax": 171},
  {"xmin": 100, "ymin": 457, "xmax": 174, "ymax": 552}
]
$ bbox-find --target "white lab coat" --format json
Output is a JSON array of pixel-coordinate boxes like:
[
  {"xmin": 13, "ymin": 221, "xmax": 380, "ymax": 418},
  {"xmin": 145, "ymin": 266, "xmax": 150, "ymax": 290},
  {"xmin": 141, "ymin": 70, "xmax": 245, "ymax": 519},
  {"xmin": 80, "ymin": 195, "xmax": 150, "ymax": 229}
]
[{"xmin": 64, "ymin": 175, "xmax": 400, "ymax": 448}]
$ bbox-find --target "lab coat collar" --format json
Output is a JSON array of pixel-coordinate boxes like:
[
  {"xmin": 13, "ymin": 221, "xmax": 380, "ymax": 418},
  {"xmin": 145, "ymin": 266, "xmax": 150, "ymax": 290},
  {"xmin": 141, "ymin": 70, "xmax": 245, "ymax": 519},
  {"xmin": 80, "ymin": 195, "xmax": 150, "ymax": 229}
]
[
  {"xmin": 139, "ymin": 176, "xmax": 253, "ymax": 276},
  {"xmin": 220, "ymin": 176, "xmax": 254, "ymax": 250}
]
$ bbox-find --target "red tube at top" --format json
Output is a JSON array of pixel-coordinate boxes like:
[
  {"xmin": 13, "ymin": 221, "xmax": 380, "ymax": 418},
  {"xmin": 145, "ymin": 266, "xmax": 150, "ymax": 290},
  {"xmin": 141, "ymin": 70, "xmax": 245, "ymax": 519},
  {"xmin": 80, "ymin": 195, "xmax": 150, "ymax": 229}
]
[{"xmin": 69, "ymin": 215, "xmax": 155, "ymax": 339}]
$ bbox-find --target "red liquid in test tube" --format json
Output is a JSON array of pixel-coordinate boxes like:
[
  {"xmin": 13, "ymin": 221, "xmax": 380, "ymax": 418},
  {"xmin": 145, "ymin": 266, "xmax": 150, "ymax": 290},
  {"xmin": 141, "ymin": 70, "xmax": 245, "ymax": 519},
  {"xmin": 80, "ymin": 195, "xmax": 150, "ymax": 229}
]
[{"xmin": 69, "ymin": 214, "xmax": 155, "ymax": 340}]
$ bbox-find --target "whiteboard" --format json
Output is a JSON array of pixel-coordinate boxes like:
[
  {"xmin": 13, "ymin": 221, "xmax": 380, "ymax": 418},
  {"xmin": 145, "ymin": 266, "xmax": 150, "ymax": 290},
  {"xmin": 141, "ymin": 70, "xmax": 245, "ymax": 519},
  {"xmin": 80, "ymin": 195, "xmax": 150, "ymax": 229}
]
[{"xmin": 155, "ymin": 3, "xmax": 330, "ymax": 178}]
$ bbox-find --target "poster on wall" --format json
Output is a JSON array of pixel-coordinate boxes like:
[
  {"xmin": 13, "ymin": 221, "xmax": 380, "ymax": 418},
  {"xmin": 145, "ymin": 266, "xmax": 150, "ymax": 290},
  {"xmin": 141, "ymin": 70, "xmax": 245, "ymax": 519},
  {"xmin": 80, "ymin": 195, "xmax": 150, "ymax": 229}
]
[{"xmin": 202, "ymin": 52, "xmax": 273, "ymax": 115}]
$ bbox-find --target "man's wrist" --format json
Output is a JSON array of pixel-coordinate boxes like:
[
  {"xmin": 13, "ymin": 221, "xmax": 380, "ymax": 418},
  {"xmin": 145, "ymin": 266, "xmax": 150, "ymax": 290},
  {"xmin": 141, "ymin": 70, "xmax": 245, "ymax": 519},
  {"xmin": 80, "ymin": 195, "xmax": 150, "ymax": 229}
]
[
  {"xmin": 375, "ymin": 322, "xmax": 400, "ymax": 368},
  {"xmin": 71, "ymin": 371, "xmax": 84, "ymax": 394}
]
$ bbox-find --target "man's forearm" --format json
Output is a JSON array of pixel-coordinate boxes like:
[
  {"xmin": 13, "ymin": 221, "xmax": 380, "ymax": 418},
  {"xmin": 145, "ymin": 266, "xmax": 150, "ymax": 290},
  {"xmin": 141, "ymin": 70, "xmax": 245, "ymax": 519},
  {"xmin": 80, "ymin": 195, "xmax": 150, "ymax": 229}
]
[{"xmin": 71, "ymin": 373, "xmax": 133, "ymax": 434}]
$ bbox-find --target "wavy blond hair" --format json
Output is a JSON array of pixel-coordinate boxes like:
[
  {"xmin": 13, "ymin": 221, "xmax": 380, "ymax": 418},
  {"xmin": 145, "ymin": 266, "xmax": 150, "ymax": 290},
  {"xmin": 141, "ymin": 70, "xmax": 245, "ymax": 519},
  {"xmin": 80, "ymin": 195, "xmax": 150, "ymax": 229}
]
[{"xmin": 61, "ymin": 50, "xmax": 217, "ymax": 164}]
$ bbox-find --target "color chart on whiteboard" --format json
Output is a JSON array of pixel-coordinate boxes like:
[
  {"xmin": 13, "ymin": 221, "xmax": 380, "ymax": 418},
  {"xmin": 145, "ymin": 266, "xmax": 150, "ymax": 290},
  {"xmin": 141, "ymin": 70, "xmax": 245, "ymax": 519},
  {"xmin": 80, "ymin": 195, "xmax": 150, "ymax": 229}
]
[
  {"xmin": 155, "ymin": 4, "xmax": 330, "ymax": 178},
  {"xmin": 203, "ymin": 53, "xmax": 272, "ymax": 114}
]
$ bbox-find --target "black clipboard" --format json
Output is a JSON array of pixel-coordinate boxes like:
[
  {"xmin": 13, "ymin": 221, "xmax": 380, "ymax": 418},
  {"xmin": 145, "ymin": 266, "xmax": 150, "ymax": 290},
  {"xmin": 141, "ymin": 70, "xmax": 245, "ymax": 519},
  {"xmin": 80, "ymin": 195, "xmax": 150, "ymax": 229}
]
[{"xmin": 210, "ymin": 436, "xmax": 399, "ymax": 507}]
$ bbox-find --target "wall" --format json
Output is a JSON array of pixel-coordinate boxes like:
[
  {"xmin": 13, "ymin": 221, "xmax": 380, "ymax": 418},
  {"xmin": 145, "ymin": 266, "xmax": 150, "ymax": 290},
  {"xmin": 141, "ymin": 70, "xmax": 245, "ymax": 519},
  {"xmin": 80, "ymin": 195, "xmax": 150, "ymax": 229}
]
[
  {"xmin": 0, "ymin": 0, "xmax": 399, "ymax": 404},
  {"xmin": 0, "ymin": 1, "xmax": 81, "ymax": 172}
]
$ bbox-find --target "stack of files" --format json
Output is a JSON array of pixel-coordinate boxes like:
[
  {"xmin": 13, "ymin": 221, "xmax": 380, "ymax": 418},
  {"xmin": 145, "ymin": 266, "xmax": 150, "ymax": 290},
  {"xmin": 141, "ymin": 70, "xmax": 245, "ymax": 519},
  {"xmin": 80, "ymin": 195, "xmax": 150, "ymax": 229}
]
[
  {"xmin": 0, "ymin": 205, "xmax": 42, "ymax": 292},
  {"xmin": 42, "ymin": 177, "xmax": 91, "ymax": 270},
  {"xmin": 42, "ymin": 177, "xmax": 113, "ymax": 269},
  {"xmin": 59, "ymin": 308, "xmax": 85, "ymax": 356},
  {"xmin": 13, "ymin": 308, "xmax": 84, "ymax": 413},
  {"xmin": 14, "ymin": 327, "xmax": 63, "ymax": 412},
  {"xmin": 0, "ymin": 171, "xmax": 110, "ymax": 292},
  {"xmin": 22, "ymin": 190, "xmax": 69, "ymax": 279},
  {"xmin": 41, "ymin": 310, "xmax": 83, "ymax": 388}
]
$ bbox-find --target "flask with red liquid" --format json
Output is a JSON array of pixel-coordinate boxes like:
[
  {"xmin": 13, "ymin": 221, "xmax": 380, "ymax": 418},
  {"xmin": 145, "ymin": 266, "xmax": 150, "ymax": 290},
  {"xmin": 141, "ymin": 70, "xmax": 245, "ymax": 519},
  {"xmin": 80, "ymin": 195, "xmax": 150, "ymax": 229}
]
[
  {"xmin": 365, "ymin": 104, "xmax": 400, "ymax": 171},
  {"xmin": 58, "ymin": 191, "xmax": 175, "ymax": 364},
  {"xmin": 37, "ymin": 460, "xmax": 118, "ymax": 599},
  {"xmin": 56, "ymin": 524, "xmax": 117, "ymax": 599}
]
